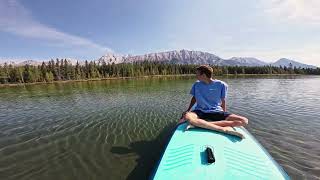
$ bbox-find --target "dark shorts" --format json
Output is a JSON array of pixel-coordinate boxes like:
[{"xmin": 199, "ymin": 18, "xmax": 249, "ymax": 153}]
[{"xmin": 192, "ymin": 110, "xmax": 231, "ymax": 121}]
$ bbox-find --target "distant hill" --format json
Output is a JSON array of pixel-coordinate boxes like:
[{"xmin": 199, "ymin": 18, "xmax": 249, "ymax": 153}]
[
  {"xmin": 222, "ymin": 57, "xmax": 268, "ymax": 67},
  {"xmin": 271, "ymin": 58, "xmax": 317, "ymax": 69}
]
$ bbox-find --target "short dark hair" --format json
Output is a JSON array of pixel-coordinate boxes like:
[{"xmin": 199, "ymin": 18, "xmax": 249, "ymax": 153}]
[{"xmin": 196, "ymin": 65, "xmax": 213, "ymax": 78}]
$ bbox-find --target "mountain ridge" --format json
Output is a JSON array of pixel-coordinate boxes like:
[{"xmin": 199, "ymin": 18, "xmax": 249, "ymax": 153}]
[{"xmin": 1, "ymin": 50, "xmax": 318, "ymax": 68}]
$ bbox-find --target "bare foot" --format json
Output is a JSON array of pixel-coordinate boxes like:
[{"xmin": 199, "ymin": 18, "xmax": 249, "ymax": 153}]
[
  {"xmin": 185, "ymin": 123, "xmax": 195, "ymax": 130},
  {"xmin": 222, "ymin": 127, "xmax": 245, "ymax": 139}
]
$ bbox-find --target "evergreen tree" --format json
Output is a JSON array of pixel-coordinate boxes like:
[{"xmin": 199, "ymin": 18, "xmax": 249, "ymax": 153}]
[
  {"xmin": 55, "ymin": 58, "xmax": 61, "ymax": 80},
  {"xmin": 0, "ymin": 60, "xmax": 319, "ymax": 84},
  {"xmin": 40, "ymin": 62, "xmax": 47, "ymax": 82}
]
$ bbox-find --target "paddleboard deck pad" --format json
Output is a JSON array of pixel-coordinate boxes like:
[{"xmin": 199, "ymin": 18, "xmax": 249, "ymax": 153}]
[{"xmin": 151, "ymin": 122, "xmax": 290, "ymax": 180}]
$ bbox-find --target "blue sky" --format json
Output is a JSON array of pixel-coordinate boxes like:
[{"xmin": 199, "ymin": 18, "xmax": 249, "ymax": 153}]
[{"xmin": 0, "ymin": 0, "xmax": 320, "ymax": 66}]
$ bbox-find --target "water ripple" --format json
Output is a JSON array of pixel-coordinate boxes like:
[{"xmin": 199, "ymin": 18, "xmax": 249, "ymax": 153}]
[{"xmin": 0, "ymin": 76, "xmax": 320, "ymax": 179}]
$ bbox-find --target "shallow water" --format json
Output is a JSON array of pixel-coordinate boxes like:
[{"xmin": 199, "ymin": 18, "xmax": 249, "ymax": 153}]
[{"xmin": 0, "ymin": 75, "xmax": 319, "ymax": 180}]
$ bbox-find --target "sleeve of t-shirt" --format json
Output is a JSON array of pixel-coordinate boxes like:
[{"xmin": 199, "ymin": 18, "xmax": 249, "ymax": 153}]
[
  {"xmin": 190, "ymin": 83, "xmax": 196, "ymax": 96},
  {"xmin": 221, "ymin": 83, "xmax": 228, "ymax": 99}
]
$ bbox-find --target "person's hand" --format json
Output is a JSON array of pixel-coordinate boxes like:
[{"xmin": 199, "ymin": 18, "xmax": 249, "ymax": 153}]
[
  {"xmin": 180, "ymin": 111, "xmax": 189, "ymax": 119},
  {"xmin": 178, "ymin": 111, "xmax": 189, "ymax": 124},
  {"xmin": 178, "ymin": 118, "xmax": 186, "ymax": 124}
]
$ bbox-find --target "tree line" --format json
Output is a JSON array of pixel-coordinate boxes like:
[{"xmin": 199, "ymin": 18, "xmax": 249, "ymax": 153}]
[{"xmin": 0, "ymin": 59, "xmax": 319, "ymax": 84}]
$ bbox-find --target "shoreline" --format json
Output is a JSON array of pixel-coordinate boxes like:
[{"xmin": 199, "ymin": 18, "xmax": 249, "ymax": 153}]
[
  {"xmin": 0, "ymin": 73, "xmax": 314, "ymax": 87},
  {"xmin": 0, "ymin": 74, "xmax": 195, "ymax": 87}
]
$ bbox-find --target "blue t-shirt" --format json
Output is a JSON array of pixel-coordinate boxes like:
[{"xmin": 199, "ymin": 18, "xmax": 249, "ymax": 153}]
[{"xmin": 190, "ymin": 80, "xmax": 228, "ymax": 113}]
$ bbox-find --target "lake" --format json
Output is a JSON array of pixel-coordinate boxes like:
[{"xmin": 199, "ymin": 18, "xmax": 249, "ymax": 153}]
[{"xmin": 0, "ymin": 75, "xmax": 319, "ymax": 180}]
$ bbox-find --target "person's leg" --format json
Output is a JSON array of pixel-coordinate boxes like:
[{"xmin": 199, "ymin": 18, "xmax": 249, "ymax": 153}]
[
  {"xmin": 184, "ymin": 112, "xmax": 225, "ymax": 132},
  {"xmin": 207, "ymin": 114, "xmax": 248, "ymax": 128},
  {"xmin": 225, "ymin": 114, "xmax": 249, "ymax": 126},
  {"xmin": 184, "ymin": 112, "xmax": 244, "ymax": 138},
  {"xmin": 209, "ymin": 120, "xmax": 243, "ymax": 127},
  {"xmin": 203, "ymin": 112, "xmax": 247, "ymax": 127}
]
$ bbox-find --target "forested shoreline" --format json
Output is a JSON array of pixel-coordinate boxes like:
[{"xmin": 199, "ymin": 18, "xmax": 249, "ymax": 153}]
[{"xmin": 1, "ymin": 59, "xmax": 319, "ymax": 84}]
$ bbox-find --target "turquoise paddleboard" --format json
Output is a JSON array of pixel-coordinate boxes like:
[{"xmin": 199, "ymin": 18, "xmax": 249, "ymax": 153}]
[{"xmin": 151, "ymin": 122, "xmax": 290, "ymax": 180}]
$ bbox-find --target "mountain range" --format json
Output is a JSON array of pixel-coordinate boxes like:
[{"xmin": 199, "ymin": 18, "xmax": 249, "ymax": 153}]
[
  {"xmin": 1, "ymin": 50, "xmax": 318, "ymax": 69},
  {"xmin": 98, "ymin": 50, "xmax": 318, "ymax": 68}
]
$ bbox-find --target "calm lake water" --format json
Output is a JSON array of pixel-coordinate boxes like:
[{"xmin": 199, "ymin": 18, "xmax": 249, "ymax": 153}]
[{"xmin": 0, "ymin": 75, "xmax": 320, "ymax": 180}]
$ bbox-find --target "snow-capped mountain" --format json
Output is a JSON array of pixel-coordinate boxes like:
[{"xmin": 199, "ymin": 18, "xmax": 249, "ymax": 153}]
[
  {"xmin": 271, "ymin": 58, "xmax": 317, "ymax": 69},
  {"xmin": 0, "ymin": 60, "xmax": 16, "ymax": 66},
  {"xmin": 18, "ymin": 60, "xmax": 42, "ymax": 66},
  {"xmin": 1, "ymin": 58, "xmax": 85, "ymax": 66},
  {"xmin": 0, "ymin": 60, "xmax": 42, "ymax": 66},
  {"xmin": 97, "ymin": 52, "xmax": 124, "ymax": 64},
  {"xmin": 124, "ymin": 49, "xmax": 224, "ymax": 64},
  {"xmin": 125, "ymin": 50, "xmax": 267, "ymax": 66},
  {"xmin": 118, "ymin": 50, "xmax": 317, "ymax": 68},
  {"xmin": 64, "ymin": 58, "xmax": 81, "ymax": 66}
]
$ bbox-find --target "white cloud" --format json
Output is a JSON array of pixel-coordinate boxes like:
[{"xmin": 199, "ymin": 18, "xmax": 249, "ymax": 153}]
[
  {"xmin": 262, "ymin": 0, "xmax": 320, "ymax": 24},
  {"xmin": 0, "ymin": 0, "xmax": 112, "ymax": 53}
]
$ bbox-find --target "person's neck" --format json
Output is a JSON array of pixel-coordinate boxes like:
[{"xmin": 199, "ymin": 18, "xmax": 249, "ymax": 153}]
[{"xmin": 203, "ymin": 78, "xmax": 214, "ymax": 84}]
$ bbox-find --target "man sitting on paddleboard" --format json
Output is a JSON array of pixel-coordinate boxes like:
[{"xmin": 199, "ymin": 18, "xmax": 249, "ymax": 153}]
[{"xmin": 181, "ymin": 65, "xmax": 248, "ymax": 138}]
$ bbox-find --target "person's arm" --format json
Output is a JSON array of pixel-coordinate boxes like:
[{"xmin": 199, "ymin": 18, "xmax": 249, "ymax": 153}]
[
  {"xmin": 179, "ymin": 97, "xmax": 196, "ymax": 122},
  {"xmin": 179, "ymin": 83, "xmax": 196, "ymax": 123},
  {"xmin": 186, "ymin": 96, "xmax": 196, "ymax": 112},
  {"xmin": 221, "ymin": 82, "xmax": 228, "ymax": 112},
  {"xmin": 221, "ymin": 98, "xmax": 226, "ymax": 112}
]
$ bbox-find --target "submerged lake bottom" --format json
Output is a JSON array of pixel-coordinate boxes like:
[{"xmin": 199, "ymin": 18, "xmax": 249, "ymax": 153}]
[{"xmin": 0, "ymin": 75, "xmax": 320, "ymax": 179}]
